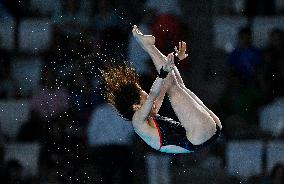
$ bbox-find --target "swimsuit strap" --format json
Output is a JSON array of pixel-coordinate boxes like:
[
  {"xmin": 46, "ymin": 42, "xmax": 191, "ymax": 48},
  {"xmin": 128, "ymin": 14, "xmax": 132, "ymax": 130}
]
[{"xmin": 147, "ymin": 117, "xmax": 163, "ymax": 150}]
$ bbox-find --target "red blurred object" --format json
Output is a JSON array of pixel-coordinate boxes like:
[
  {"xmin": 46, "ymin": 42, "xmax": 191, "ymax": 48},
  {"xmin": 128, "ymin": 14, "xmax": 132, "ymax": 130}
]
[{"xmin": 152, "ymin": 14, "xmax": 182, "ymax": 52}]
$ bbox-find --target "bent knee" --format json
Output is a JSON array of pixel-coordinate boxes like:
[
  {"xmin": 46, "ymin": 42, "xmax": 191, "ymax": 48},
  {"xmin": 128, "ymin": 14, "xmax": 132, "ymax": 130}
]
[{"xmin": 186, "ymin": 122, "xmax": 218, "ymax": 145}]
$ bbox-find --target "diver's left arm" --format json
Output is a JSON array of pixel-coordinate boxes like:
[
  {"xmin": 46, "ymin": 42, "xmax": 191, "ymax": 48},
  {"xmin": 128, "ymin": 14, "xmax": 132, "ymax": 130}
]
[{"xmin": 133, "ymin": 77, "xmax": 164, "ymax": 123}]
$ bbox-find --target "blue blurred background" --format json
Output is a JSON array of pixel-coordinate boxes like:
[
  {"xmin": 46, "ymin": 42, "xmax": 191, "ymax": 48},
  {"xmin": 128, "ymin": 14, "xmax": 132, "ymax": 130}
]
[{"xmin": 0, "ymin": 0, "xmax": 283, "ymax": 184}]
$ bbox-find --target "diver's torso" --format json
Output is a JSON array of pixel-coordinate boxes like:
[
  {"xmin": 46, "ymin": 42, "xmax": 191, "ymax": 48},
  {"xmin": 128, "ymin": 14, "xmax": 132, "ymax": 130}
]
[{"xmin": 132, "ymin": 115, "xmax": 191, "ymax": 153}]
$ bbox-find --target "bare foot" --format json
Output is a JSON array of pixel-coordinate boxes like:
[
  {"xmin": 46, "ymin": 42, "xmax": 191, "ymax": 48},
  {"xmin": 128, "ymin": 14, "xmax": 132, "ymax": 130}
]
[{"xmin": 132, "ymin": 25, "xmax": 155, "ymax": 51}]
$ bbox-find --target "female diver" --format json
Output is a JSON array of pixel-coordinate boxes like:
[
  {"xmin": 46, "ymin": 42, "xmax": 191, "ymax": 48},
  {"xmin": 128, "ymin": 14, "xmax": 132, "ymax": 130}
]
[{"xmin": 101, "ymin": 25, "xmax": 222, "ymax": 154}]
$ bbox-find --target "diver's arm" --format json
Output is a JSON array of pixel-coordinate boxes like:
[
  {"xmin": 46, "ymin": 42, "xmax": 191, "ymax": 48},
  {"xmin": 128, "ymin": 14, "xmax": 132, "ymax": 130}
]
[
  {"xmin": 133, "ymin": 56, "xmax": 174, "ymax": 123},
  {"xmin": 152, "ymin": 54, "xmax": 176, "ymax": 114},
  {"xmin": 133, "ymin": 77, "xmax": 164, "ymax": 123}
]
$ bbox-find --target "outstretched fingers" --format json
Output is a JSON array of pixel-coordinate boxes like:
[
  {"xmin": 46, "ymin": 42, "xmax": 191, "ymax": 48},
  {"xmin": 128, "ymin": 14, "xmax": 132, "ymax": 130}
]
[
  {"xmin": 182, "ymin": 42, "xmax": 188, "ymax": 57},
  {"xmin": 175, "ymin": 41, "xmax": 188, "ymax": 60}
]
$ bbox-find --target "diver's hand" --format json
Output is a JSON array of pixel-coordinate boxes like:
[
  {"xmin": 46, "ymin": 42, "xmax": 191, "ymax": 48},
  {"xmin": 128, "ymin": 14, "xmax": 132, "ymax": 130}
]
[
  {"xmin": 174, "ymin": 41, "xmax": 188, "ymax": 60},
  {"xmin": 163, "ymin": 53, "xmax": 175, "ymax": 72}
]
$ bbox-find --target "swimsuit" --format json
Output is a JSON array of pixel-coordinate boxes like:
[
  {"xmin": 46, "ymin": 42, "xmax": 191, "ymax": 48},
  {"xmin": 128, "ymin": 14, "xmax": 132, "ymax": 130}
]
[{"xmin": 148, "ymin": 115, "xmax": 221, "ymax": 152}]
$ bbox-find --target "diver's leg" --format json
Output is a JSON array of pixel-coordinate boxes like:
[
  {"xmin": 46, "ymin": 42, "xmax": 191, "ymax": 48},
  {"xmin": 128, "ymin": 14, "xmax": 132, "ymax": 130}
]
[
  {"xmin": 132, "ymin": 26, "xmax": 184, "ymax": 85},
  {"xmin": 166, "ymin": 74, "xmax": 218, "ymax": 145},
  {"xmin": 178, "ymin": 84, "xmax": 222, "ymax": 129},
  {"xmin": 132, "ymin": 25, "xmax": 166, "ymax": 72},
  {"xmin": 172, "ymin": 64, "xmax": 222, "ymax": 128}
]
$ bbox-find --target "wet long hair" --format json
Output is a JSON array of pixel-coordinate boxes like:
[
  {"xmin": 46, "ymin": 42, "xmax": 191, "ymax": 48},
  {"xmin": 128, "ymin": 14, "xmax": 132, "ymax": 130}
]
[{"xmin": 101, "ymin": 63, "xmax": 142, "ymax": 121}]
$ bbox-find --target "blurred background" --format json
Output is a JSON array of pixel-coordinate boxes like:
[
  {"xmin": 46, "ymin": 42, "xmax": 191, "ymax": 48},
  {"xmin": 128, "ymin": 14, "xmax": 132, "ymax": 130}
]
[{"xmin": 0, "ymin": 0, "xmax": 283, "ymax": 184}]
